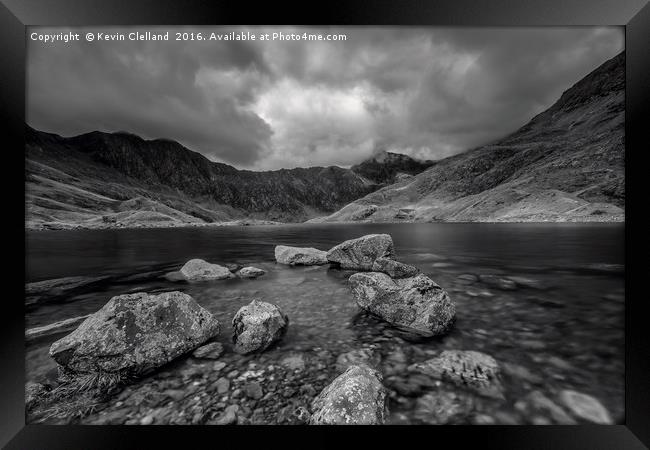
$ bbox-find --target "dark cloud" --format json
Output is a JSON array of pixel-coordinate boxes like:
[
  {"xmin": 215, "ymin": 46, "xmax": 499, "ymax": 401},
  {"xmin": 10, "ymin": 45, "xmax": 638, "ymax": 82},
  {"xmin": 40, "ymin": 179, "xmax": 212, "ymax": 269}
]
[{"xmin": 27, "ymin": 26, "xmax": 623, "ymax": 169}]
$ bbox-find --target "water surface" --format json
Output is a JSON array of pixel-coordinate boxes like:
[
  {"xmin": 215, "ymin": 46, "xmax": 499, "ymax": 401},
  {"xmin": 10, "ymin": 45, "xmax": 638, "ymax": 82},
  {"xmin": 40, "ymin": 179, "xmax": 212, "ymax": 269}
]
[{"xmin": 25, "ymin": 223, "xmax": 625, "ymax": 424}]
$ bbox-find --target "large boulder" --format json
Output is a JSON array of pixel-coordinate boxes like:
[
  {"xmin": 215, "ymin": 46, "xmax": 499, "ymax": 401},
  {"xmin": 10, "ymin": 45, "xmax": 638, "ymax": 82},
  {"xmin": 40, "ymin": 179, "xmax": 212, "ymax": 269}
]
[
  {"xmin": 49, "ymin": 291, "xmax": 220, "ymax": 377},
  {"xmin": 180, "ymin": 259, "xmax": 233, "ymax": 281},
  {"xmin": 232, "ymin": 300, "xmax": 289, "ymax": 354},
  {"xmin": 327, "ymin": 234, "xmax": 394, "ymax": 270},
  {"xmin": 371, "ymin": 257, "xmax": 419, "ymax": 278},
  {"xmin": 409, "ymin": 350, "xmax": 503, "ymax": 398},
  {"xmin": 274, "ymin": 245, "xmax": 328, "ymax": 266},
  {"xmin": 349, "ymin": 272, "xmax": 455, "ymax": 336},
  {"xmin": 310, "ymin": 365, "xmax": 388, "ymax": 425}
]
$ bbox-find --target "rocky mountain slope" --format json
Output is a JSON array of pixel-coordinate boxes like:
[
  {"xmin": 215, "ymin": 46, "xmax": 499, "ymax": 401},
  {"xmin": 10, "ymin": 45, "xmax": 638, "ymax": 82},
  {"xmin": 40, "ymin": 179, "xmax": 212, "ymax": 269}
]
[
  {"xmin": 350, "ymin": 151, "xmax": 434, "ymax": 185},
  {"xmin": 311, "ymin": 52, "xmax": 625, "ymax": 223},
  {"xmin": 26, "ymin": 127, "xmax": 430, "ymax": 229}
]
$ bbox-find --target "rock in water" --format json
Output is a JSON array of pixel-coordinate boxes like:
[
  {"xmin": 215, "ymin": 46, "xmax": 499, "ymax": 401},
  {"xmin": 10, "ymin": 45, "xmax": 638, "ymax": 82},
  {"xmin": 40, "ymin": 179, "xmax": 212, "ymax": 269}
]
[
  {"xmin": 192, "ymin": 342, "xmax": 224, "ymax": 359},
  {"xmin": 310, "ymin": 365, "xmax": 388, "ymax": 425},
  {"xmin": 232, "ymin": 300, "xmax": 288, "ymax": 354},
  {"xmin": 349, "ymin": 272, "xmax": 455, "ymax": 336},
  {"xmin": 49, "ymin": 291, "xmax": 220, "ymax": 377},
  {"xmin": 516, "ymin": 391, "xmax": 576, "ymax": 424},
  {"xmin": 414, "ymin": 391, "xmax": 475, "ymax": 424},
  {"xmin": 371, "ymin": 257, "xmax": 420, "ymax": 278},
  {"xmin": 236, "ymin": 266, "xmax": 266, "ymax": 278},
  {"xmin": 558, "ymin": 390, "xmax": 613, "ymax": 424},
  {"xmin": 274, "ymin": 245, "xmax": 328, "ymax": 266},
  {"xmin": 409, "ymin": 350, "xmax": 503, "ymax": 398},
  {"xmin": 327, "ymin": 234, "xmax": 395, "ymax": 270},
  {"xmin": 25, "ymin": 314, "xmax": 90, "ymax": 343},
  {"xmin": 335, "ymin": 348, "xmax": 381, "ymax": 372},
  {"xmin": 180, "ymin": 259, "xmax": 233, "ymax": 281}
]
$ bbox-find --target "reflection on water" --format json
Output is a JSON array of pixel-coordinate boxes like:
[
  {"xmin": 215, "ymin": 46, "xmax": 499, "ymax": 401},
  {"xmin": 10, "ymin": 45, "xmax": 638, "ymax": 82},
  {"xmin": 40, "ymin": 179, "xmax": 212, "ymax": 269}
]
[{"xmin": 25, "ymin": 223, "xmax": 624, "ymax": 424}]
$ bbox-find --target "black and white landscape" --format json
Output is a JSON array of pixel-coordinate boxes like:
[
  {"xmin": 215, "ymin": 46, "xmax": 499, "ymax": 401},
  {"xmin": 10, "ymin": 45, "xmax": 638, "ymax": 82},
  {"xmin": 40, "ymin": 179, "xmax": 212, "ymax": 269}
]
[{"xmin": 25, "ymin": 27, "xmax": 624, "ymax": 425}]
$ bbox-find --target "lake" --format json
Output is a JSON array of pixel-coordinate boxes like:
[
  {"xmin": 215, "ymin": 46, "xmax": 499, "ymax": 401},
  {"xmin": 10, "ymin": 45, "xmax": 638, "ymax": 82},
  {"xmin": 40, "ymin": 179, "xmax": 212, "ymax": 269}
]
[{"xmin": 25, "ymin": 222, "xmax": 625, "ymax": 424}]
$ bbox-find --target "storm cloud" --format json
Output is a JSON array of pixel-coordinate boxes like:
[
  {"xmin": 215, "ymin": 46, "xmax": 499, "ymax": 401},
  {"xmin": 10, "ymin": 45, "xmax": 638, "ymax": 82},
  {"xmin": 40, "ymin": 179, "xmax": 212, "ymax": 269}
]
[{"xmin": 27, "ymin": 26, "xmax": 623, "ymax": 169}]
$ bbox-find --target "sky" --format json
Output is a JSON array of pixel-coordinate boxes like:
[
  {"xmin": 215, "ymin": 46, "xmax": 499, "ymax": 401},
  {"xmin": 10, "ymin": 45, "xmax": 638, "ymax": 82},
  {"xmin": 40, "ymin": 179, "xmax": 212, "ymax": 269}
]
[{"xmin": 27, "ymin": 26, "xmax": 624, "ymax": 170}]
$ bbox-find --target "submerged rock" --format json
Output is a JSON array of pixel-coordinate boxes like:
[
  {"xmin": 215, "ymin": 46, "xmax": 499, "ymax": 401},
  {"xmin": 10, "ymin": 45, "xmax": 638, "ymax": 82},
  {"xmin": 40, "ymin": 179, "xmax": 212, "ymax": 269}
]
[
  {"xmin": 371, "ymin": 257, "xmax": 419, "ymax": 278},
  {"xmin": 349, "ymin": 272, "xmax": 455, "ymax": 337},
  {"xmin": 478, "ymin": 274, "xmax": 517, "ymax": 291},
  {"xmin": 280, "ymin": 353, "xmax": 306, "ymax": 371},
  {"xmin": 192, "ymin": 342, "xmax": 224, "ymax": 360},
  {"xmin": 25, "ymin": 315, "xmax": 90, "ymax": 343},
  {"xmin": 49, "ymin": 291, "xmax": 220, "ymax": 377},
  {"xmin": 274, "ymin": 245, "xmax": 328, "ymax": 266},
  {"xmin": 327, "ymin": 234, "xmax": 395, "ymax": 270},
  {"xmin": 409, "ymin": 350, "xmax": 503, "ymax": 398},
  {"xmin": 236, "ymin": 267, "xmax": 266, "ymax": 278},
  {"xmin": 232, "ymin": 300, "xmax": 289, "ymax": 354},
  {"xmin": 414, "ymin": 390, "xmax": 475, "ymax": 424},
  {"xmin": 516, "ymin": 391, "xmax": 576, "ymax": 424},
  {"xmin": 335, "ymin": 348, "xmax": 381, "ymax": 372},
  {"xmin": 310, "ymin": 365, "xmax": 388, "ymax": 425},
  {"xmin": 179, "ymin": 259, "xmax": 233, "ymax": 281},
  {"xmin": 558, "ymin": 390, "xmax": 613, "ymax": 424}
]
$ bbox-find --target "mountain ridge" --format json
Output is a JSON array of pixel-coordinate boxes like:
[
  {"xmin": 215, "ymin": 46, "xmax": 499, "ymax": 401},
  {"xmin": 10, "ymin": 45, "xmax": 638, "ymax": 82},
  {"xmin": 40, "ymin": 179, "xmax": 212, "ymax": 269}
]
[
  {"xmin": 25, "ymin": 126, "xmax": 430, "ymax": 229},
  {"xmin": 310, "ymin": 51, "xmax": 625, "ymax": 224}
]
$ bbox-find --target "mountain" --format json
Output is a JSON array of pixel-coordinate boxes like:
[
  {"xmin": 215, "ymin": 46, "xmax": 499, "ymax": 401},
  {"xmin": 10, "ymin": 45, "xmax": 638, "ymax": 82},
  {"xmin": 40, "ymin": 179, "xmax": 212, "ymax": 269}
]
[
  {"xmin": 350, "ymin": 151, "xmax": 435, "ymax": 185},
  {"xmin": 25, "ymin": 128, "xmax": 431, "ymax": 229},
  {"xmin": 311, "ymin": 52, "xmax": 625, "ymax": 224}
]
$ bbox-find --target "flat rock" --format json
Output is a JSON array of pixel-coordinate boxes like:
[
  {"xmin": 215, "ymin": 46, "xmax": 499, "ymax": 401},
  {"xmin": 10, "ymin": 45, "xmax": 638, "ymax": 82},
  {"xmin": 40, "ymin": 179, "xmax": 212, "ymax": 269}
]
[
  {"xmin": 310, "ymin": 365, "xmax": 388, "ymax": 425},
  {"xmin": 25, "ymin": 275, "xmax": 110, "ymax": 307},
  {"xmin": 236, "ymin": 266, "xmax": 266, "ymax": 278},
  {"xmin": 232, "ymin": 300, "xmax": 288, "ymax": 354},
  {"xmin": 25, "ymin": 315, "xmax": 90, "ymax": 343},
  {"xmin": 327, "ymin": 234, "xmax": 395, "ymax": 270},
  {"xmin": 49, "ymin": 291, "xmax": 220, "ymax": 377},
  {"xmin": 558, "ymin": 390, "xmax": 613, "ymax": 424},
  {"xmin": 349, "ymin": 272, "xmax": 455, "ymax": 337},
  {"xmin": 409, "ymin": 350, "xmax": 503, "ymax": 398},
  {"xmin": 371, "ymin": 257, "xmax": 419, "ymax": 278},
  {"xmin": 179, "ymin": 259, "xmax": 233, "ymax": 281},
  {"xmin": 192, "ymin": 342, "xmax": 224, "ymax": 359},
  {"xmin": 280, "ymin": 354, "xmax": 306, "ymax": 371},
  {"xmin": 274, "ymin": 245, "xmax": 328, "ymax": 266}
]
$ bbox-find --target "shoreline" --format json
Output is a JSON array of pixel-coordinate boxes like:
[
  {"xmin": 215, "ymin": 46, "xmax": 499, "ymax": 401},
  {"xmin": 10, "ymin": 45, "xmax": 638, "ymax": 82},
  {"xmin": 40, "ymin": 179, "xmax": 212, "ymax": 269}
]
[{"xmin": 26, "ymin": 216, "xmax": 625, "ymax": 231}]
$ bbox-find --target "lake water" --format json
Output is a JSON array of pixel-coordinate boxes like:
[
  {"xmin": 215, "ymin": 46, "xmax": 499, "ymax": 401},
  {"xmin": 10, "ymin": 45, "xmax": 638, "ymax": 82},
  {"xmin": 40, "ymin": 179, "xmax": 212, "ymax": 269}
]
[{"xmin": 25, "ymin": 223, "xmax": 625, "ymax": 424}]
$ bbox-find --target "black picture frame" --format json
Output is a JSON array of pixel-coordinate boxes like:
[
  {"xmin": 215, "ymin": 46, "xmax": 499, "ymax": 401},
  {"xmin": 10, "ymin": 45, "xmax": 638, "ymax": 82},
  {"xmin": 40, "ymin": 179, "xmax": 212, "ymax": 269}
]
[{"xmin": 2, "ymin": 0, "xmax": 648, "ymax": 448}]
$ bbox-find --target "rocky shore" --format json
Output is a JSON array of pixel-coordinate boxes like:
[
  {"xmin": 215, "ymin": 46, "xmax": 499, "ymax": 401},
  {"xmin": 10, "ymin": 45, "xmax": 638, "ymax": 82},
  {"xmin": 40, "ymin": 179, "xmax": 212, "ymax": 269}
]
[
  {"xmin": 25, "ymin": 233, "xmax": 620, "ymax": 425},
  {"xmin": 26, "ymin": 218, "xmax": 285, "ymax": 232}
]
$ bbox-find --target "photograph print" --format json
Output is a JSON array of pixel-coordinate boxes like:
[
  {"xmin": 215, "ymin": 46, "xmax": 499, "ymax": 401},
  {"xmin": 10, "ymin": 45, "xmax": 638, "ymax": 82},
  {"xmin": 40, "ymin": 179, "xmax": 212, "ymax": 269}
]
[{"xmin": 25, "ymin": 26, "xmax": 624, "ymax": 426}]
